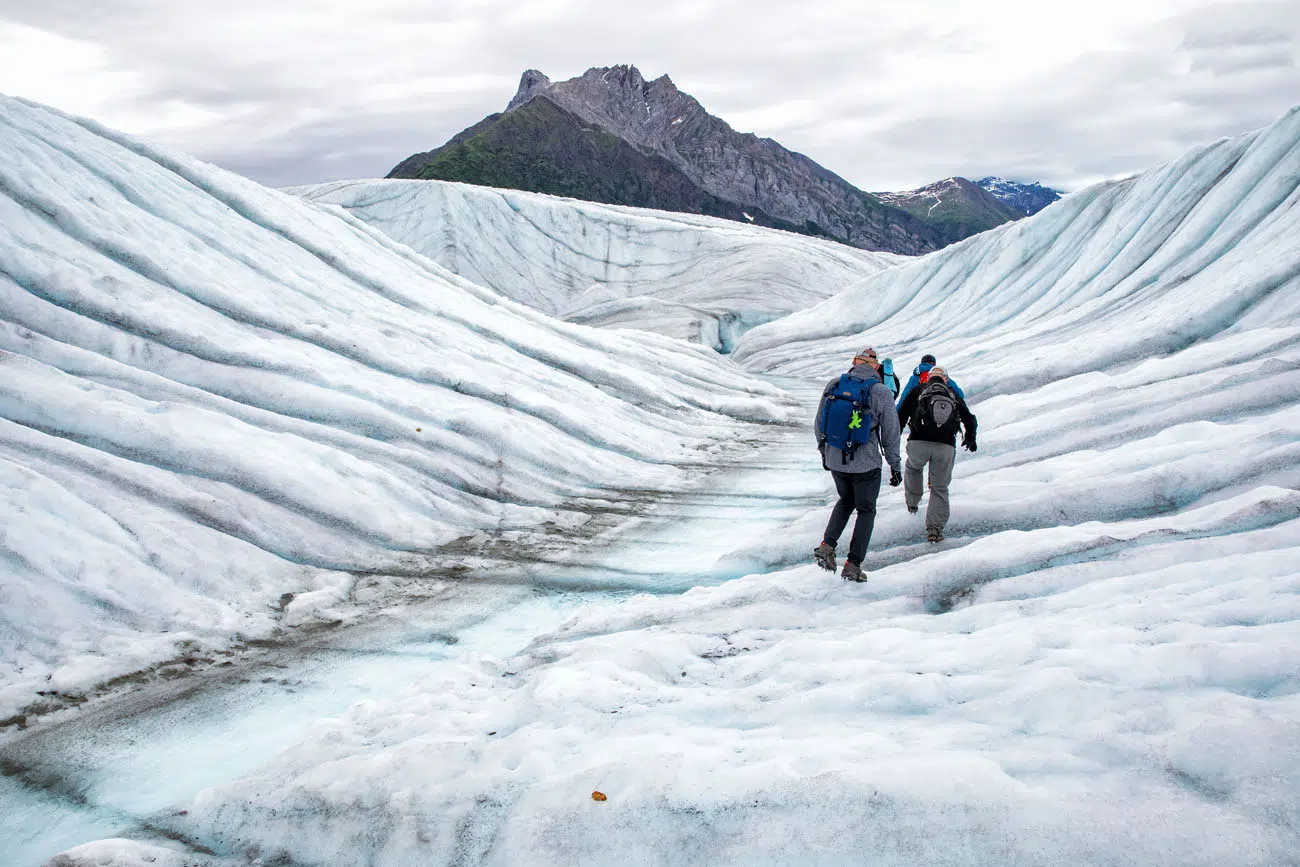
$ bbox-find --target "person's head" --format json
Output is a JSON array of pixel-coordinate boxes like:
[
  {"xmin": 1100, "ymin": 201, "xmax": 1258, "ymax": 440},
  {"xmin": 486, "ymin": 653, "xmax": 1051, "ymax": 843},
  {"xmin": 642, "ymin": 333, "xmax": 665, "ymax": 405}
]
[
  {"xmin": 852, "ymin": 347, "xmax": 880, "ymax": 369},
  {"xmin": 928, "ymin": 366, "xmax": 948, "ymax": 382},
  {"xmin": 921, "ymin": 354, "xmax": 937, "ymax": 366}
]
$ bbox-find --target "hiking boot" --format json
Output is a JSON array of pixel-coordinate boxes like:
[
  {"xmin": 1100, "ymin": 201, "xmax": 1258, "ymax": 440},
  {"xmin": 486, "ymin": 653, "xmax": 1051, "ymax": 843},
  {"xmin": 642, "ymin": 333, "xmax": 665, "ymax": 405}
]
[
  {"xmin": 841, "ymin": 560, "xmax": 866, "ymax": 582},
  {"xmin": 813, "ymin": 542, "xmax": 836, "ymax": 572},
  {"xmin": 927, "ymin": 527, "xmax": 944, "ymax": 543},
  {"xmin": 907, "ymin": 504, "xmax": 919, "ymax": 514}
]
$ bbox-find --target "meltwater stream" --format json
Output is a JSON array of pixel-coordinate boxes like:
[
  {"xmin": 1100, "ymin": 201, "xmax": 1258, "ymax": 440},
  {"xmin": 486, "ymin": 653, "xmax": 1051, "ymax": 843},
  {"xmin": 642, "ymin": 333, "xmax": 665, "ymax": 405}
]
[
  {"xmin": 1, "ymin": 420, "xmax": 824, "ymax": 866},
  {"xmin": 0, "ymin": 588, "xmax": 578, "ymax": 866}
]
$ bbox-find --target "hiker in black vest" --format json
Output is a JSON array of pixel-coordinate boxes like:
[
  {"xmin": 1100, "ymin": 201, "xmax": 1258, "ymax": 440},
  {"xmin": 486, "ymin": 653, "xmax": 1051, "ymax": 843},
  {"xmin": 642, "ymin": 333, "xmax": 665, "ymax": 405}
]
[
  {"xmin": 813, "ymin": 347, "xmax": 903, "ymax": 582},
  {"xmin": 895, "ymin": 366, "xmax": 977, "ymax": 543}
]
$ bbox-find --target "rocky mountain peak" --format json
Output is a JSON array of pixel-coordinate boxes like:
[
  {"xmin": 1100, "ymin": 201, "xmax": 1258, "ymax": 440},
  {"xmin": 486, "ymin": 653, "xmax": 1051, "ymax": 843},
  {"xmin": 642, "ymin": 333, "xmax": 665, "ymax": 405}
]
[
  {"xmin": 585, "ymin": 64, "xmax": 647, "ymax": 90},
  {"xmin": 871, "ymin": 176, "xmax": 1023, "ymax": 244},
  {"xmin": 391, "ymin": 67, "xmax": 1027, "ymax": 255},
  {"xmin": 503, "ymin": 65, "xmax": 706, "ymax": 156},
  {"xmin": 651, "ymin": 72, "xmax": 677, "ymax": 90},
  {"xmin": 571, "ymin": 65, "xmax": 678, "ymax": 97},
  {"xmin": 507, "ymin": 69, "xmax": 553, "ymax": 111}
]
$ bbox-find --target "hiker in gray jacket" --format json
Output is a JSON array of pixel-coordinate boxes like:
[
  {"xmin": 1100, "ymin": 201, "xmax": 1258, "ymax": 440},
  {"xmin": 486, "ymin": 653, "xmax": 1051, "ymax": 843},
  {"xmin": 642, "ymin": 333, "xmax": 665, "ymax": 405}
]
[{"xmin": 813, "ymin": 347, "xmax": 903, "ymax": 582}]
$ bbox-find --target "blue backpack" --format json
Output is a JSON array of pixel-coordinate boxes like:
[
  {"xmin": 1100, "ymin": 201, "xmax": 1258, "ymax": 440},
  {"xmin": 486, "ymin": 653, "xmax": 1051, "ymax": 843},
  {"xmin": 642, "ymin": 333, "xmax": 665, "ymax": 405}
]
[{"xmin": 819, "ymin": 374, "xmax": 876, "ymax": 462}]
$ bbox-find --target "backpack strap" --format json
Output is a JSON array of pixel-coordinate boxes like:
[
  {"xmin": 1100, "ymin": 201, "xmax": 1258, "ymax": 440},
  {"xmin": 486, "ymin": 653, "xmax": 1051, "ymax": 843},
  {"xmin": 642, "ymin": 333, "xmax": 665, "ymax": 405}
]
[{"xmin": 818, "ymin": 374, "xmax": 850, "ymax": 449}]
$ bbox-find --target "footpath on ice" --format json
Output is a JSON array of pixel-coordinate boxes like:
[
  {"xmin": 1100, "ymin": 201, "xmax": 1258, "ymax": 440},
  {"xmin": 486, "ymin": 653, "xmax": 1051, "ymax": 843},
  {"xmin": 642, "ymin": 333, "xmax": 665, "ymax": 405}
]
[
  {"xmin": 134, "ymin": 397, "xmax": 1300, "ymax": 867},
  {"xmin": 1, "ymin": 403, "xmax": 825, "ymax": 867},
  {"xmin": 19, "ymin": 374, "xmax": 1300, "ymax": 867}
]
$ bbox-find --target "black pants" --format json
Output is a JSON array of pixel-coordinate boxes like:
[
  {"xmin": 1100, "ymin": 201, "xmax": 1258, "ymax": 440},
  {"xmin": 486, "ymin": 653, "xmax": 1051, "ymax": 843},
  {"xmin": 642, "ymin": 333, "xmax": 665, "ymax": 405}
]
[{"xmin": 823, "ymin": 469, "xmax": 882, "ymax": 565}]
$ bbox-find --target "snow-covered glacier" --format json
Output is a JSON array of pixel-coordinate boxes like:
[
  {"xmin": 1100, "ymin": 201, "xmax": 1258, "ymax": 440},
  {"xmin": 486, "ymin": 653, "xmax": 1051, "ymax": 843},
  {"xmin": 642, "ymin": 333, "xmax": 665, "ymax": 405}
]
[
  {"xmin": 733, "ymin": 107, "xmax": 1300, "ymax": 384},
  {"xmin": 292, "ymin": 179, "xmax": 903, "ymax": 350},
  {"xmin": 7, "ymin": 95, "xmax": 1300, "ymax": 867},
  {"xmin": 150, "ymin": 110, "xmax": 1298, "ymax": 866},
  {"xmin": 722, "ymin": 104, "xmax": 1300, "ymax": 575},
  {"xmin": 0, "ymin": 95, "xmax": 794, "ymax": 720}
]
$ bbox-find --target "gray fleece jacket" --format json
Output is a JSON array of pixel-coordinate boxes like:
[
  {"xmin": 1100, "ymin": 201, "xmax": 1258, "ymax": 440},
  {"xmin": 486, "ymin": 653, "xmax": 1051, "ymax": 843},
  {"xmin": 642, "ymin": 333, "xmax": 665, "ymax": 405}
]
[{"xmin": 815, "ymin": 364, "xmax": 903, "ymax": 474}]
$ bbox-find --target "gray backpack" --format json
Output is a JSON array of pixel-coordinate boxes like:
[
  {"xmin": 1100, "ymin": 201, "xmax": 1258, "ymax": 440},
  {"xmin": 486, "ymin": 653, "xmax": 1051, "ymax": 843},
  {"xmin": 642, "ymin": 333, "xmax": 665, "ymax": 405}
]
[{"xmin": 913, "ymin": 381, "xmax": 961, "ymax": 437}]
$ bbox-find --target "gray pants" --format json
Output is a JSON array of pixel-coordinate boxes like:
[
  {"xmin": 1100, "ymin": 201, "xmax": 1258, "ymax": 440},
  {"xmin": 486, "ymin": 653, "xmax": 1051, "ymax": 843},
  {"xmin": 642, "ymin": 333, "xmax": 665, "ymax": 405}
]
[{"xmin": 905, "ymin": 440, "xmax": 956, "ymax": 531}]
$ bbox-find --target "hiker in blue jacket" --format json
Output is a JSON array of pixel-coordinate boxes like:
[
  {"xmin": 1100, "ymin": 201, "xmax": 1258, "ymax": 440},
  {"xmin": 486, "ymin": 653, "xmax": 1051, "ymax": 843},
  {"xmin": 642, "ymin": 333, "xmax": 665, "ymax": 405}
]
[
  {"xmin": 897, "ymin": 353, "xmax": 966, "ymax": 405},
  {"xmin": 813, "ymin": 347, "xmax": 903, "ymax": 582}
]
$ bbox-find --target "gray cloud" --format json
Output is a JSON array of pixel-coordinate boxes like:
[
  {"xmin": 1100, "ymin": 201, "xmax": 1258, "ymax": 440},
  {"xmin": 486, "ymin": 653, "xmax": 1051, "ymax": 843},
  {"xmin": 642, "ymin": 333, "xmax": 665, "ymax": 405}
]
[{"xmin": 1, "ymin": 0, "xmax": 1298, "ymax": 192}]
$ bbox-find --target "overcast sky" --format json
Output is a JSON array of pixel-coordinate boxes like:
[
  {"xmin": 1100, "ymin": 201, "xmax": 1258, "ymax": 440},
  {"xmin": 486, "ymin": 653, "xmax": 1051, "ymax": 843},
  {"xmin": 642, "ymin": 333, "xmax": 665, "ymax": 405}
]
[{"xmin": 1, "ymin": 0, "xmax": 1297, "ymax": 192}]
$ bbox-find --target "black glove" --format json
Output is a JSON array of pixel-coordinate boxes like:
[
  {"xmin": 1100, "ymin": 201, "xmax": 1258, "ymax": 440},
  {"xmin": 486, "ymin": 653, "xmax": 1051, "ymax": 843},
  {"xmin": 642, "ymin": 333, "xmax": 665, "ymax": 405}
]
[
  {"xmin": 962, "ymin": 433, "xmax": 977, "ymax": 453},
  {"xmin": 889, "ymin": 466, "xmax": 902, "ymax": 487}
]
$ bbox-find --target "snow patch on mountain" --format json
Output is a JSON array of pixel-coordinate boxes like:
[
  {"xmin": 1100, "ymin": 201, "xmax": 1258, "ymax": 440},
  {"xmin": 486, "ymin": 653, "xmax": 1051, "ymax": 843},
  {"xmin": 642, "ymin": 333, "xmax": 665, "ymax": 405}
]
[{"xmin": 977, "ymin": 176, "xmax": 1063, "ymax": 215}]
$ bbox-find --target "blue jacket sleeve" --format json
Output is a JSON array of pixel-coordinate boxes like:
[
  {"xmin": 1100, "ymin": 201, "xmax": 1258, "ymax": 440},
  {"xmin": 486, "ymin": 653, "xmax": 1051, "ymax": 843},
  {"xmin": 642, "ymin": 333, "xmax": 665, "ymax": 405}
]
[{"xmin": 897, "ymin": 374, "xmax": 922, "ymax": 408}]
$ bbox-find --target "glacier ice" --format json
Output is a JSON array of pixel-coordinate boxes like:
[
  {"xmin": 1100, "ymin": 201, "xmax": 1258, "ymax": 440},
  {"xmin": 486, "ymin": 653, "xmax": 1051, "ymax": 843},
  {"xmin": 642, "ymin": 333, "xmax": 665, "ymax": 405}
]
[
  {"xmin": 164, "ymin": 109, "xmax": 1300, "ymax": 866},
  {"xmin": 0, "ymin": 94, "xmax": 795, "ymax": 718},
  {"xmin": 292, "ymin": 179, "xmax": 904, "ymax": 350},
  {"xmin": 4, "ymin": 96, "xmax": 1300, "ymax": 867},
  {"xmin": 733, "ymin": 107, "xmax": 1300, "ymax": 385}
]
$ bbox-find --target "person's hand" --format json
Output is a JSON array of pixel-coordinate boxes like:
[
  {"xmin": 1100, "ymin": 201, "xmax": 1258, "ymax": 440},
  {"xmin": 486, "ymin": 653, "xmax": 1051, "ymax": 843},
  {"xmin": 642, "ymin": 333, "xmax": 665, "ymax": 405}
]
[
  {"xmin": 889, "ymin": 466, "xmax": 903, "ymax": 487},
  {"xmin": 962, "ymin": 434, "xmax": 977, "ymax": 452}
]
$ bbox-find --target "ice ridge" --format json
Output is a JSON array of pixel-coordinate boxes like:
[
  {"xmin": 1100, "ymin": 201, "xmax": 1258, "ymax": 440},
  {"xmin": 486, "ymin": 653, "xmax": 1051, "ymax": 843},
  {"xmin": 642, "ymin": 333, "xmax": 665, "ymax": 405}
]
[{"xmin": 0, "ymin": 94, "xmax": 794, "ymax": 715}]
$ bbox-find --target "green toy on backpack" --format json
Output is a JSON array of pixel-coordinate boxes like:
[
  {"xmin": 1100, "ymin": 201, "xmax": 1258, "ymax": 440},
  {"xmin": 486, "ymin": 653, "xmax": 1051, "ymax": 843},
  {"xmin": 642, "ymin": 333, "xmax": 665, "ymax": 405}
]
[{"xmin": 819, "ymin": 374, "xmax": 876, "ymax": 465}]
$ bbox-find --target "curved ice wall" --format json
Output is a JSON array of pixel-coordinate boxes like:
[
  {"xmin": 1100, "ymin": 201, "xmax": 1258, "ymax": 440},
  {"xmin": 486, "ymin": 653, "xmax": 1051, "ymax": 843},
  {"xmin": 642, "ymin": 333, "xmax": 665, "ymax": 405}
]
[
  {"xmin": 735, "ymin": 106, "xmax": 1300, "ymax": 392},
  {"xmin": 0, "ymin": 96, "xmax": 790, "ymax": 713},
  {"xmin": 293, "ymin": 179, "xmax": 903, "ymax": 349}
]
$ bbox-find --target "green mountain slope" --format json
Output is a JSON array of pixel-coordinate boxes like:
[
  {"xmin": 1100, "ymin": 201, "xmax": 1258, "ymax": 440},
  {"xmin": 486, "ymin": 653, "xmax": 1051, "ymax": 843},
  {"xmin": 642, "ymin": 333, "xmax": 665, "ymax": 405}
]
[
  {"xmin": 873, "ymin": 177, "xmax": 1026, "ymax": 246},
  {"xmin": 390, "ymin": 97, "xmax": 814, "ymax": 235}
]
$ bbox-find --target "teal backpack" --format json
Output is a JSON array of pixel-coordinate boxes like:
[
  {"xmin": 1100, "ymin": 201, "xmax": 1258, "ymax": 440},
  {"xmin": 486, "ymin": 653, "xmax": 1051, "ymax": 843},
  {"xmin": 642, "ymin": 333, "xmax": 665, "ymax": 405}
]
[{"xmin": 881, "ymin": 357, "xmax": 899, "ymax": 398}]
